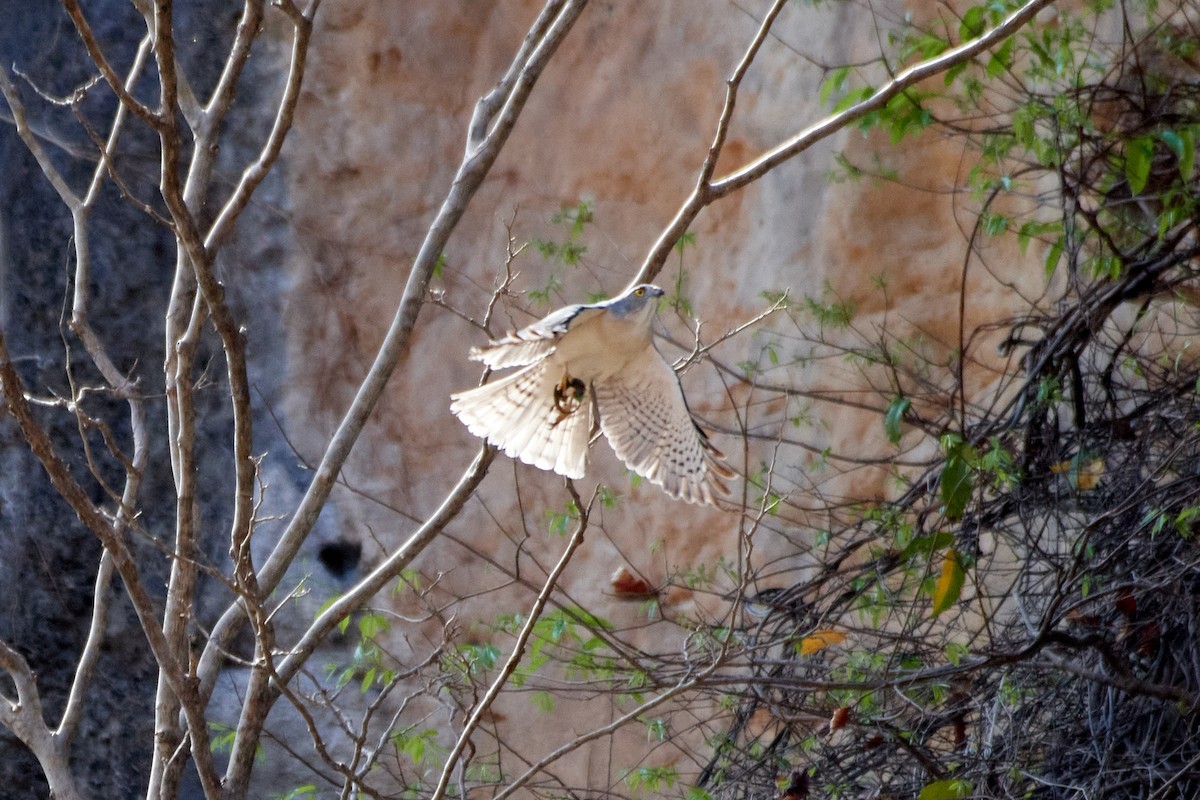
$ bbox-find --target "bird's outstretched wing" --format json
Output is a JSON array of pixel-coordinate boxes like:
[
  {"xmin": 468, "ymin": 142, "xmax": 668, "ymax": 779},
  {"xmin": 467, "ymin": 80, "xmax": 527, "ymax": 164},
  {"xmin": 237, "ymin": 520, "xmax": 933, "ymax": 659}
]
[
  {"xmin": 593, "ymin": 351, "xmax": 733, "ymax": 505},
  {"xmin": 471, "ymin": 304, "xmax": 606, "ymax": 369},
  {"xmin": 450, "ymin": 360, "xmax": 593, "ymax": 479}
]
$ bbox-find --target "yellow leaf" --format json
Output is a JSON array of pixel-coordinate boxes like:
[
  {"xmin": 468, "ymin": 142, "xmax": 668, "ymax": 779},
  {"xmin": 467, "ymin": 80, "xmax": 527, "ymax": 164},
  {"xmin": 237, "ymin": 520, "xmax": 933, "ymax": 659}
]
[
  {"xmin": 1075, "ymin": 459, "xmax": 1105, "ymax": 490},
  {"xmin": 932, "ymin": 548, "xmax": 965, "ymax": 617},
  {"xmin": 797, "ymin": 629, "xmax": 846, "ymax": 656},
  {"xmin": 1050, "ymin": 457, "xmax": 1105, "ymax": 489}
]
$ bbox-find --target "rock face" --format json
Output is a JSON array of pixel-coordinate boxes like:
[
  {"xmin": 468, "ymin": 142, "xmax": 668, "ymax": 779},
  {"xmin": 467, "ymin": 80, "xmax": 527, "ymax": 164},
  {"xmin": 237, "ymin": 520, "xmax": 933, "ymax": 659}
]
[
  {"xmin": 0, "ymin": 1, "xmax": 1045, "ymax": 797},
  {"xmin": 277, "ymin": 1, "xmax": 1044, "ymax": 794},
  {"xmin": 0, "ymin": 2, "xmax": 300, "ymax": 796}
]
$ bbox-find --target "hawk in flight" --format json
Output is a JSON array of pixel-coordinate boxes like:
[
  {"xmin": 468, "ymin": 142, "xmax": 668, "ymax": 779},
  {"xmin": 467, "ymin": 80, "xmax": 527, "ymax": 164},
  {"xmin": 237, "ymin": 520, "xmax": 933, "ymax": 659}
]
[{"xmin": 451, "ymin": 284, "xmax": 733, "ymax": 505}]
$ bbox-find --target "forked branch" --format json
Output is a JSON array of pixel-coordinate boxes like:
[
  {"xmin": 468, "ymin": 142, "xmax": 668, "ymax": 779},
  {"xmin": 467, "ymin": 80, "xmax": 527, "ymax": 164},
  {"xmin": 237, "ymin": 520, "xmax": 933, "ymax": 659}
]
[
  {"xmin": 635, "ymin": 0, "xmax": 1058, "ymax": 283},
  {"xmin": 194, "ymin": 0, "xmax": 592, "ymax": 703}
]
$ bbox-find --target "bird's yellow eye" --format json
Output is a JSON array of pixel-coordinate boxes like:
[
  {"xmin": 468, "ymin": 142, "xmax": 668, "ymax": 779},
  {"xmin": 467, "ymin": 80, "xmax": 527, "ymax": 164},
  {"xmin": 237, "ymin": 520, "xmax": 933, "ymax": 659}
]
[{"xmin": 634, "ymin": 287, "xmax": 645, "ymax": 297}]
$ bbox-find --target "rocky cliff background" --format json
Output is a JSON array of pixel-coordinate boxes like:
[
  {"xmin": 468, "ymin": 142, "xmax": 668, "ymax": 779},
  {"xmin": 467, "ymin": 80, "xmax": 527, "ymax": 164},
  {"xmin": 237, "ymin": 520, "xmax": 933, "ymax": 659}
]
[{"xmin": 0, "ymin": 1, "xmax": 1050, "ymax": 796}]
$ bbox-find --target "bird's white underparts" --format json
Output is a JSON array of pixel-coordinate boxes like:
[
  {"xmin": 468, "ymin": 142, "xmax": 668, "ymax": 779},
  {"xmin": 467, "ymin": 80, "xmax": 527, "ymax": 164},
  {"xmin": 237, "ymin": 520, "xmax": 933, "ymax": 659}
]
[{"xmin": 450, "ymin": 283, "xmax": 734, "ymax": 505}]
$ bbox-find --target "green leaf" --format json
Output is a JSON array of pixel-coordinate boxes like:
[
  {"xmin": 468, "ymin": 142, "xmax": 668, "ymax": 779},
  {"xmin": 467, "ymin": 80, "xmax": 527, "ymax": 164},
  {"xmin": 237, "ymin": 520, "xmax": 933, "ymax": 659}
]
[
  {"xmin": 986, "ymin": 37, "xmax": 1014, "ymax": 77},
  {"xmin": 820, "ymin": 66, "xmax": 851, "ymax": 106},
  {"xmin": 1124, "ymin": 135, "xmax": 1155, "ymax": 195},
  {"xmin": 401, "ymin": 731, "xmax": 427, "ymax": 764},
  {"xmin": 274, "ymin": 785, "xmax": 318, "ymax": 800},
  {"xmin": 1160, "ymin": 129, "xmax": 1184, "ymax": 160},
  {"xmin": 833, "ymin": 85, "xmax": 874, "ymax": 113},
  {"xmin": 642, "ymin": 716, "xmax": 668, "ymax": 742},
  {"xmin": 1044, "ymin": 234, "xmax": 1064, "ymax": 279},
  {"xmin": 1180, "ymin": 127, "xmax": 1195, "ymax": 181},
  {"xmin": 959, "ymin": 5, "xmax": 985, "ymax": 38},
  {"xmin": 918, "ymin": 778, "xmax": 975, "ymax": 800},
  {"xmin": 1011, "ymin": 103, "xmax": 1035, "ymax": 148},
  {"xmin": 932, "ymin": 548, "xmax": 966, "ymax": 616},
  {"xmin": 531, "ymin": 690, "xmax": 555, "ymax": 712},
  {"xmin": 901, "ymin": 530, "xmax": 956, "ymax": 561},
  {"xmin": 980, "ymin": 210, "xmax": 1009, "ymax": 236},
  {"xmin": 1017, "ymin": 219, "xmax": 1060, "ymax": 254},
  {"xmin": 1085, "ymin": 254, "xmax": 1121, "ymax": 280},
  {"xmin": 358, "ymin": 612, "xmax": 389, "ymax": 640},
  {"xmin": 208, "ymin": 722, "xmax": 237, "ymax": 754},
  {"xmin": 913, "ymin": 32, "xmax": 950, "ymax": 59},
  {"xmin": 945, "ymin": 641, "xmax": 970, "ymax": 666},
  {"xmin": 1161, "ymin": 126, "xmax": 1196, "ymax": 180},
  {"xmin": 316, "ymin": 593, "xmax": 350, "ymax": 634},
  {"xmin": 939, "ymin": 446, "xmax": 974, "ymax": 521},
  {"xmin": 673, "ymin": 230, "xmax": 696, "ymax": 253},
  {"xmin": 944, "ymin": 60, "xmax": 968, "ymax": 86},
  {"xmin": 884, "ymin": 396, "xmax": 910, "ymax": 445},
  {"xmin": 625, "ymin": 765, "xmax": 678, "ymax": 792}
]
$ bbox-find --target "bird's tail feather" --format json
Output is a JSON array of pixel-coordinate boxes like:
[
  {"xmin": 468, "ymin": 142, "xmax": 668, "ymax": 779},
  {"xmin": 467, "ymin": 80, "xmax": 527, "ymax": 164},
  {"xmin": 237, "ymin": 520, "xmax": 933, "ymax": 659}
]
[{"xmin": 450, "ymin": 363, "xmax": 592, "ymax": 480}]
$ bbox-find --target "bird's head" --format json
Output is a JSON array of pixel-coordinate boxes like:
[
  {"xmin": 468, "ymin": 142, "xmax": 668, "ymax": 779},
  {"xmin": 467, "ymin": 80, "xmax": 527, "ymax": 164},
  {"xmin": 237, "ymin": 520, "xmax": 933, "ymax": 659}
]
[{"xmin": 605, "ymin": 284, "xmax": 665, "ymax": 322}]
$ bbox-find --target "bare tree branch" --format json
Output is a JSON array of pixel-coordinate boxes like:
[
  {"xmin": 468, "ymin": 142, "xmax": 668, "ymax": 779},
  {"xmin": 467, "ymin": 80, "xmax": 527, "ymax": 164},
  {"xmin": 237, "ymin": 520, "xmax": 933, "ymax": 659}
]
[
  {"xmin": 0, "ymin": 640, "xmax": 84, "ymax": 800},
  {"xmin": 204, "ymin": 0, "xmax": 317, "ymax": 252},
  {"xmin": 431, "ymin": 485, "xmax": 593, "ymax": 800},
  {"xmin": 0, "ymin": 331, "xmax": 214, "ymax": 795},
  {"xmin": 60, "ymin": 0, "xmax": 163, "ymax": 129},
  {"xmin": 55, "ymin": 551, "xmax": 114, "ymax": 745},
  {"xmin": 200, "ymin": 0, "xmax": 266, "ymax": 131},
  {"xmin": 194, "ymin": 0, "xmax": 592, "ymax": 702},
  {"xmin": 274, "ymin": 445, "xmax": 495, "ymax": 687},
  {"xmin": 491, "ymin": 673, "xmax": 709, "ymax": 800},
  {"xmin": 0, "ymin": 68, "xmax": 82, "ymax": 207},
  {"xmin": 634, "ymin": 0, "xmax": 1058, "ymax": 284}
]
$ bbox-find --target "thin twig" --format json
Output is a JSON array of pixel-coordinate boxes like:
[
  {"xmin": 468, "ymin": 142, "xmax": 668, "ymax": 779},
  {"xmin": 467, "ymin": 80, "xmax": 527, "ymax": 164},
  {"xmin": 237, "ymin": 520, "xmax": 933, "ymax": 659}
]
[
  {"xmin": 634, "ymin": 0, "xmax": 1058, "ymax": 284},
  {"xmin": 430, "ymin": 485, "xmax": 594, "ymax": 800},
  {"xmin": 195, "ymin": 0, "xmax": 592, "ymax": 704},
  {"xmin": 60, "ymin": 0, "xmax": 162, "ymax": 128}
]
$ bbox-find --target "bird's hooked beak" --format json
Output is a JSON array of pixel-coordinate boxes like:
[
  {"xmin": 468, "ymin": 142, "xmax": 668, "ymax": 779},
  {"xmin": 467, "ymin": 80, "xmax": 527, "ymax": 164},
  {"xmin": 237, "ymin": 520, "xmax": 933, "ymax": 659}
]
[
  {"xmin": 648, "ymin": 284, "xmax": 667, "ymax": 316},
  {"xmin": 643, "ymin": 284, "xmax": 665, "ymax": 316}
]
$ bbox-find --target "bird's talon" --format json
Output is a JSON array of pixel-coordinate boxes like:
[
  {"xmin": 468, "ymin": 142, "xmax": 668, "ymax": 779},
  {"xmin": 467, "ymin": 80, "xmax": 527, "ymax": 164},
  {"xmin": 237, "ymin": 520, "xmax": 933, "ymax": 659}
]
[{"xmin": 551, "ymin": 374, "xmax": 586, "ymax": 426}]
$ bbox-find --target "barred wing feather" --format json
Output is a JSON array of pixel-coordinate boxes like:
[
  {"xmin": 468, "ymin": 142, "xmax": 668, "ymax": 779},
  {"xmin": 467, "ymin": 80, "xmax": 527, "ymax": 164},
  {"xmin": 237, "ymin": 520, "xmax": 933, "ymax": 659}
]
[{"xmin": 594, "ymin": 354, "xmax": 732, "ymax": 505}]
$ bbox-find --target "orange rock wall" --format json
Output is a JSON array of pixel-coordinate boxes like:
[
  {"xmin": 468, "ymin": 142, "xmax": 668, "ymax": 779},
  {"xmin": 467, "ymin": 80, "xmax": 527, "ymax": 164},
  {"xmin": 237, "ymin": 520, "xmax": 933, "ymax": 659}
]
[{"xmin": 278, "ymin": 0, "xmax": 1045, "ymax": 792}]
